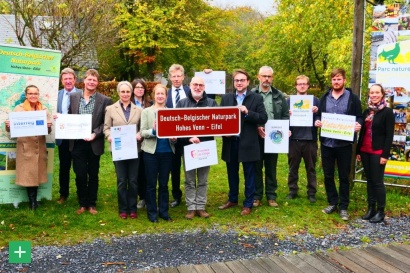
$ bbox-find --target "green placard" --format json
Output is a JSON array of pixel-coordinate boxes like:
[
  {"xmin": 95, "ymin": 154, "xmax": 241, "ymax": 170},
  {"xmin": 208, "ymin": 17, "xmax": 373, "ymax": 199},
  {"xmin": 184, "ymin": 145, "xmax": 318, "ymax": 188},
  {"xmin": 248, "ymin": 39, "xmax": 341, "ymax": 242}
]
[
  {"xmin": 0, "ymin": 44, "xmax": 61, "ymax": 77},
  {"xmin": 9, "ymin": 241, "xmax": 32, "ymax": 263}
]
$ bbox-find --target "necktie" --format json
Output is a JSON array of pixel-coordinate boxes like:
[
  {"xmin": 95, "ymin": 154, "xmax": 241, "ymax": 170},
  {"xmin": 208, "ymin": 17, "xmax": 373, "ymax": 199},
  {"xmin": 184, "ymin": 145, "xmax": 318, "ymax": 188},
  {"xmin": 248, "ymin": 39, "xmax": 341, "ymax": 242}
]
[{"xmin": 175, "ymin": 88, "xmax": 180, "ymax": 105}]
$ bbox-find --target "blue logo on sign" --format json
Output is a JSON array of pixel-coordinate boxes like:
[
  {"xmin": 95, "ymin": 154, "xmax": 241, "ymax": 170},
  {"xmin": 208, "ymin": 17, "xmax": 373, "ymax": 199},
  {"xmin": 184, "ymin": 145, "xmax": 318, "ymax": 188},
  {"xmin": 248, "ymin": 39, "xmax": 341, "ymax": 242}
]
[{"xmin": 36, "ymin": 120, "xmax": 44, "ymax": 126}]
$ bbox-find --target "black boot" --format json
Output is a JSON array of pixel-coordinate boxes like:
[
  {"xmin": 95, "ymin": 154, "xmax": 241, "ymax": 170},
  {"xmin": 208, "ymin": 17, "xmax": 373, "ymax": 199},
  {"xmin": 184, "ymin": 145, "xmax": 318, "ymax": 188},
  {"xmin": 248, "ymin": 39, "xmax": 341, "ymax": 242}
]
[
  {"xmin": 27, "ymin": 187, "xmax": 39, "ymax": 210},
  {"xmin": 361, "ymin": 205, "xmax": 376, "ymax": 220},
  {"xmin": 369, "ymin": 208, "xmax": 385, "ymax": 223}
]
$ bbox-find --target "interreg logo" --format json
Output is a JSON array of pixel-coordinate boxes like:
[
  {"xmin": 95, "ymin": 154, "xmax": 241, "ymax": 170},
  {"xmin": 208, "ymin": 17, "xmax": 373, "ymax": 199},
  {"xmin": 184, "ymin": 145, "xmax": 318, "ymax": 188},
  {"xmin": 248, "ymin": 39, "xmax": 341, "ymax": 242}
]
[
  {"xmin": 9, "ymin": 241, "xmax": 31, "ymax": 263},
  {"xmin": 269, "ymin": 130, "xmax": 283, "ymax": 144}
]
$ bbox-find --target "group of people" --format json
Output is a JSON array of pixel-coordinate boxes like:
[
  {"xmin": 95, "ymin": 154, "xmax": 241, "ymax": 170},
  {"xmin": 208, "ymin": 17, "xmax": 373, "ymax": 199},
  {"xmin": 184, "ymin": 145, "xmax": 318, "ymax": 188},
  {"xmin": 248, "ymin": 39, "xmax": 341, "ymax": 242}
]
[{"xmin": 5, "ymin": 65, "xmax": 394, "ymax": 224}]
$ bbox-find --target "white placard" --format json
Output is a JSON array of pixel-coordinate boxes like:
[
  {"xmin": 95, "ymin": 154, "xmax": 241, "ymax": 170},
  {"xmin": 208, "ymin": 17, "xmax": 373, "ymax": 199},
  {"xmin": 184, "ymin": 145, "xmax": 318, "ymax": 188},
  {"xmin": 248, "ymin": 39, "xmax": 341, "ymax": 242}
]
[
  {"xmin": 289, "ymin": 95, "xmax": 313, "ymax": 127},
  {"xmin": 183, "ymin": 140, "xmax": 218, "ymax": 171},
  {"xmin": 264, "ymin": 120, "xmax": 289, "ymax": 153},
  {"xmin": 194, "ymin": 71, "xmax": 226, "ymax": 94},
  {"xmin": 111, "ymin": 125, "xmax": 138, "ymax": 161},
  {"xmin": 9, "ymin": 110, "xmax": 48, "ymax": 138},
  {"xmin": 320, "ymin": 113, "xmax": 356, "ymax": 141},
  {"xmin": 55, "ymin": 114, "xmax": 92, "ymax": 139}
]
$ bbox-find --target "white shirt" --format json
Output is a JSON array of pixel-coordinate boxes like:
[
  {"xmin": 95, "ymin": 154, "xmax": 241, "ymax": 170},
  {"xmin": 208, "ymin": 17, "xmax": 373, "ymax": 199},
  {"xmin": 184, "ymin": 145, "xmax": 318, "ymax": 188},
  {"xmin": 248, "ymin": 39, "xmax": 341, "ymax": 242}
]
[
  {"xmin": 61, "ymin": 88, "xmax": 77, "ymax": 114},
  {"xmin": 172, "ymin": 86, "xmax": 187, "ymax": 108}
]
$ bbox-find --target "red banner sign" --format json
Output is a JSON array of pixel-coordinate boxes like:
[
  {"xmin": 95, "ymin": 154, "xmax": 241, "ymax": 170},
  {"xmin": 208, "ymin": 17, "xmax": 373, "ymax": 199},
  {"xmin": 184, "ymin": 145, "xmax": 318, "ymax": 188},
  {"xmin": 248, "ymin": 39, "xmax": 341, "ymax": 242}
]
[{"xmin": 156, "ymin": 107, "xmax": 241, "ymax": 138}]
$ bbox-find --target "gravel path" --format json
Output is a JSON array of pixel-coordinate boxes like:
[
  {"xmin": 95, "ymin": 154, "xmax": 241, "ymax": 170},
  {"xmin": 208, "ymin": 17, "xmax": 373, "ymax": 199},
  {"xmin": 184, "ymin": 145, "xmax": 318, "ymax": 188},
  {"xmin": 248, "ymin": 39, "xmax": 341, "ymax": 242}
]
[{"xmin": 1, "ymin": 216, "xmax": 409, "ymax": 273}]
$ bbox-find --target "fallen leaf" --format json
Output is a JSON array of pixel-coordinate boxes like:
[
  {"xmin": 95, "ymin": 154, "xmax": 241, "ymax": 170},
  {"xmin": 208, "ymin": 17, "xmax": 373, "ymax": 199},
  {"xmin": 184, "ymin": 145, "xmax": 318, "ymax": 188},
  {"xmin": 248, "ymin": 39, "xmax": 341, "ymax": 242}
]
[
  {"xmin": 56, "ymin": 255, "xmax": 62, "ymax": 259},
  {"xmin": 241, "ymin": 243, "xmax": 255, "ymax": 249}
]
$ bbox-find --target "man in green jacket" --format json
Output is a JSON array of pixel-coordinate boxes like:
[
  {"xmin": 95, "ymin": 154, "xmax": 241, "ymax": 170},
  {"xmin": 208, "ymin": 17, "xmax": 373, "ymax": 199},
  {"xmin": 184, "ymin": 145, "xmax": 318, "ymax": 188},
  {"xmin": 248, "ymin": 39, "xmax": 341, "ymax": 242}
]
[{"xmin": 252, "ymin": 66, "xmax": 289, "ymax": 208}]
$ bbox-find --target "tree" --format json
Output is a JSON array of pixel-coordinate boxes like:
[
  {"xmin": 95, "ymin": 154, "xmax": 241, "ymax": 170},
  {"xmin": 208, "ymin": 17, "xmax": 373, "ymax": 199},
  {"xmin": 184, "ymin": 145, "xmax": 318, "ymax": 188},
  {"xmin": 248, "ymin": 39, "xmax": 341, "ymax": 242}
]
[
  {"xmin": 257, "ymin": 0, "xmax": 355, "ymax": 92},
  {"xmin": 2, "ymin": 0, "xmax": 117, "ymax": 69},
  {"xmin": 113, "ymin": 0, "xmax": 233, "ymax": 79}
]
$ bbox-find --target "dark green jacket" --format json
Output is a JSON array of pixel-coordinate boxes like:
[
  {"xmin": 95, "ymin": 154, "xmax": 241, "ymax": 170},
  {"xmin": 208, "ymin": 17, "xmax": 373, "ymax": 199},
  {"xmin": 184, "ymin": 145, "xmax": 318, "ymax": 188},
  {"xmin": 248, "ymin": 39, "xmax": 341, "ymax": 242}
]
[{"xmin": 251, "ymin": 85, "xmax": 289, "ymax": 120}]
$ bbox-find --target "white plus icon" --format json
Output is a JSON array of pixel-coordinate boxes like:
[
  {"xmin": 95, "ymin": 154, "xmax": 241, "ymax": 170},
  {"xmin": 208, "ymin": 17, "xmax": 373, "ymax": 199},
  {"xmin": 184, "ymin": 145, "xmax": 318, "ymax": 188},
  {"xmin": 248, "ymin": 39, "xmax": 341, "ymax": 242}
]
[{"xmin": 14, "ymin": 246, "xmax": 26, "ymax": 258}]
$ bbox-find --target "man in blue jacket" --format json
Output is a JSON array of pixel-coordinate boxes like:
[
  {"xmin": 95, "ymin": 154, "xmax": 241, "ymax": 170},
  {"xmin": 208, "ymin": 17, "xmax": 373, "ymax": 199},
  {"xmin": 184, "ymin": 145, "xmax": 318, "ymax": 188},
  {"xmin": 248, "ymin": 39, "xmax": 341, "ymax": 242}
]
[
  {"xmin": 315, "ymin": 68, "xmax": 363, "ymax": 221},
  {"xmin": 218, "ymin": 69, "xmax": 268, "ymax": 215},
  {"xmin": 55, "ymin": 68, "xmax": 80, "ymax": 204}
]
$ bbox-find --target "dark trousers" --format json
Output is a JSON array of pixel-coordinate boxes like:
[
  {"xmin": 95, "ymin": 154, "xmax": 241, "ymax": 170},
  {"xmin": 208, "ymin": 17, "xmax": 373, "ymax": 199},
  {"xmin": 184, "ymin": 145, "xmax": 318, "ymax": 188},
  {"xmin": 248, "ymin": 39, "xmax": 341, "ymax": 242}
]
[
  {"xmin": 114, "ymin": 158, "xmax": 139, "ymax": 213},
  {"xmin": 71, "ymin": 140, "xmax": 101, "ymax": 208},
  {"xmin": 360, "ymin": 152, "xmax": 386, "ymax": 209},
  {"xmin": 137, "ymin": 152, "xmax": 146, "ymax": 200},
  {"xmin": 58, "ymin": 139, "xmax": 72, "ymax": 198},
  {"xmin": 321, "ymin": 144, "xmax": 352, "ymax": 210},
  {"xmin": 287, "ymin": 140, "xmax": 318, "ymax": 196},
  {"xmin": 255, "ymin": 152, "xmax": 278, "ymax": 201},
  {"xmin": 226, "ymin": 138, "xmax": 256, "ymax": 208},
  {"xmin": 144, "ymin": 152, "xmax": 173, "ymax": 221},
  {"xmin": 170, "ymin": 142, "xmax": 183, "ymax": 201}
]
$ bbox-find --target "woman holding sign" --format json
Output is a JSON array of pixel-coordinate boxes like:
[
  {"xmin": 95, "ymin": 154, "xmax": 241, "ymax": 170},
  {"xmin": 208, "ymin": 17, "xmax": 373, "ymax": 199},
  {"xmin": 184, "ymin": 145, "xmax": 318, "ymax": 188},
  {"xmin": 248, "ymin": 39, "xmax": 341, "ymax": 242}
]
[
  {"xmin": 356, "ymin": 84, "xmax": 394, "ymax": 223},
  {"xmin": 5, "ymin": 85, "xmax": 52, "ymax": 210},
  {"xmin": 104, "ymin": 81, "xmax": 142, "ymax": 219},
  {"xmin": 140, "ymin": 84, "xmax": 176, "ymax": 223}
]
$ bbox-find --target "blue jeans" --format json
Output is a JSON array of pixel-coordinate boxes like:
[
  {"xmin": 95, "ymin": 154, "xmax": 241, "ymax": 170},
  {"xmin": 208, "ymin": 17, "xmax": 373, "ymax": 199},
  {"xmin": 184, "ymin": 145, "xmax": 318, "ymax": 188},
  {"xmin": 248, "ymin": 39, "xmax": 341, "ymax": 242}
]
[
  {"xmin": 144, "ymin": 152, "xmax": 173, "ymax": 221},
  {"xmin": 226, "ymin": 137, "xmax": 256, "ymax": 208},
  {"xmin": 321, "ymin": 144, "xmax": 352, "ymax": 210},
  {"xmin": 114, "ymin": 158, "xmax": 139, "ymax": 213}
]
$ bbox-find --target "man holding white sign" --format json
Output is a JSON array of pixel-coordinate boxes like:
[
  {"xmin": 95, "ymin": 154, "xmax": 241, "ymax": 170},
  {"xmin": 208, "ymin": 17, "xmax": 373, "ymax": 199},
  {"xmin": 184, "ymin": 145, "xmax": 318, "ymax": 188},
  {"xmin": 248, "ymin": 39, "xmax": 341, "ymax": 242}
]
[
  {"xmin": 287, "ymin": 75, "xmax": 319, "ymax": 203},
  {"xmin": 55, "ymin": 68, "xmax": 80, "ymax": 204},
  {"xmin": 314, "ymin": 68, "xmax": 363, "ymax": 221},
  {"xmin": 252, "ymin": 66, "xmax": 289, "ymax": 208},
  {"xmin": 69, "ymin": 69, "xmax": 113, "ymax": 215},
  {"xmin": 176, "ymin": 76, "xmax": 218, "ymax": 219}
]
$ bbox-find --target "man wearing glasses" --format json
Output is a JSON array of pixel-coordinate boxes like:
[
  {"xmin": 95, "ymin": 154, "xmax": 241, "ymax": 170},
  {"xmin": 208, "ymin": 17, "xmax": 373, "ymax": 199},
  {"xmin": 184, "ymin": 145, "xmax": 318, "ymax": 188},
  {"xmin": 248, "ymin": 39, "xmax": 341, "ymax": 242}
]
[
  {"xmin": 219, "ymin": 69, "xmax": 268, "ymax": 215},
  {"xmin": 166, "ymin": 64, "xmax": 190, "ymax": 208},
  {"xmin": 251, "ymin": 66, "xmax": 289, "ymax": 208},
  {"xmin": 286, "ymin": 75, "xmax": 319, "ymax": 203},
  {"xmin": 176, "ymin": 77, "xmax": 217, "ymax": 219}
]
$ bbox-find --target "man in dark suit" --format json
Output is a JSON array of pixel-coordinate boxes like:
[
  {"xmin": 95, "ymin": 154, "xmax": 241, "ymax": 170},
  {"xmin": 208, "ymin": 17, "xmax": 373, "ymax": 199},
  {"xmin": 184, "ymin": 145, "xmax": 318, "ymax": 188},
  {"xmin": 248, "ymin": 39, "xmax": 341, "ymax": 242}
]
[
  {"xmin": 165, "ymin": 64, "xmax": 190, "ymax": 207},
  {"xmin": 218, "ymin": 69, "xmax": 268, "ymax": 215},
  {"xmin": 69, "ymin": 69, "xmax": 113, "ymax": 215},
  {"xmin": 55, "ymin": 68, "xmax": 80, "ymax": 204}
]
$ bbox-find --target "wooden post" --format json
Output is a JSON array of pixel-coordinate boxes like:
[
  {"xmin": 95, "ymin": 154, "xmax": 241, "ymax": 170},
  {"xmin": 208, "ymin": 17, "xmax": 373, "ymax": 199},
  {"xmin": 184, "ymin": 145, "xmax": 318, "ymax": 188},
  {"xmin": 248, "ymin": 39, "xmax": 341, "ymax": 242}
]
[
  {"xmin": 351, "ymin": 0, "xmax": 365, "ymax": 97},
  {"xmin": 350, "ymin": 0, "xmax": 366, "ymax": 186}
]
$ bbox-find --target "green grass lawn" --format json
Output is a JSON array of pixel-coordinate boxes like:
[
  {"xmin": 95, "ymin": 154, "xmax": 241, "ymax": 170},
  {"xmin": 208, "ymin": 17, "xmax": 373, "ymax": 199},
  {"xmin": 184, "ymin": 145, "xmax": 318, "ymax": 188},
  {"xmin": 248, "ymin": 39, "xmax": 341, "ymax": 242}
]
[{"xmin": 1, "ymin": 138, "xmax": 409, "ymax": 247}]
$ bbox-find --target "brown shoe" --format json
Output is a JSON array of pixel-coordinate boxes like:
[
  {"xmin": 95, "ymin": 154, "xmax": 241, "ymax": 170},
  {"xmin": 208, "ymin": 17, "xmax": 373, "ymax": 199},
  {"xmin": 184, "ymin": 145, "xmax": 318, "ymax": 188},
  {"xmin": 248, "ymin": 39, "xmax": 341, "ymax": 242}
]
[
  {"xmin": 88, "ymin": 207, "xmax": 98, "ymax": 215},
  {"xmin": 196, "ymin": 210, "xmax": 210, "ymax": 218},
  {"xmin": 76, "ymin": 207, "xmax": 87, "ymax": 215},
  {"xmin": 218, "ymin": 201, "xmax": 238, "ymax": 210},
  {"xmin": 57, "ymin": 196, "xmax": 67, "ymax": 204},
  {"xmin": 268, "ymin": 200, "xmax": 278, "ymax": 207},
  {"xmin": 185, "ymin": 210, "xmax": 195, "ymax": 220},
  {"xmin": 253, "ymin": 199, "xmax": 262, "ymax": 207},
  {"xmin": 240, "ymin": 207, "xmax": 251, "ymax": 215}
]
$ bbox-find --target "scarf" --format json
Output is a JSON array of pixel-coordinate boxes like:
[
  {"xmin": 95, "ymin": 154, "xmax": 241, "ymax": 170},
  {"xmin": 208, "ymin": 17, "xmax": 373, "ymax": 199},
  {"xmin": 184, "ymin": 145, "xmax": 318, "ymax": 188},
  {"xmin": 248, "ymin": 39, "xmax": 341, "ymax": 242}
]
[
  {"xmin": 366, "ymin": 97, "xmax": 386, "ymax": 122},
  {"xmin": 22, "ymin": 99, "xmax": 43, "ymax": 111}
]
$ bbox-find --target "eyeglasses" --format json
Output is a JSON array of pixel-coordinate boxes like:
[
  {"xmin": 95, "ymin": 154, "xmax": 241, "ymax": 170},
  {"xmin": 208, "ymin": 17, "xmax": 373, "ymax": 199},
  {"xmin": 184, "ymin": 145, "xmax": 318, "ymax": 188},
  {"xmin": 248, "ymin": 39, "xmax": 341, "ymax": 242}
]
[
  {"xmin": 260, "ymin": 75, "xmax": 272, "ymax": 78},
  {"xmin": 296, "ymin": 83, "xmax": 309, "ymax": 86},
  {"xmin": 234, "ymin": 79, "xmax": 247, "ymax": 83},
  {"xmin": 27, "ymin": 93, "xmax": 39, "ymax": 96},
  {"xmin": 191, "ymin": 83, "xmax": 205, "ymax": 87}
]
